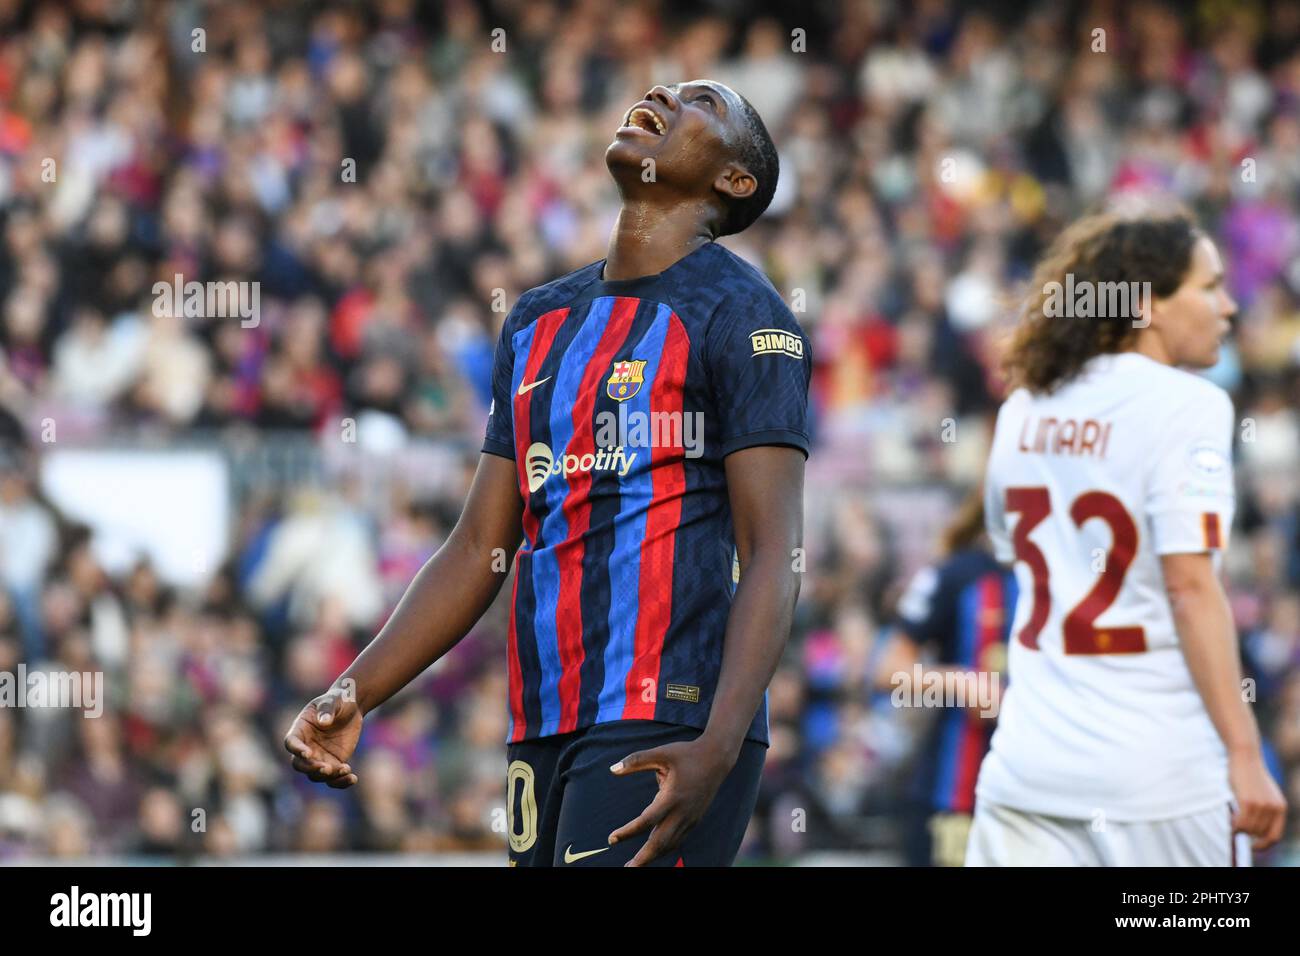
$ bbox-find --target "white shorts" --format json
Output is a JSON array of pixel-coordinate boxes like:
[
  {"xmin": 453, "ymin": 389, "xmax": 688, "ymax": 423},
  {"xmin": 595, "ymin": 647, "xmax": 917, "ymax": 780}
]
[{"xmin": 965, "ymin": 800, "xmax": 1251, "ymax": 867}]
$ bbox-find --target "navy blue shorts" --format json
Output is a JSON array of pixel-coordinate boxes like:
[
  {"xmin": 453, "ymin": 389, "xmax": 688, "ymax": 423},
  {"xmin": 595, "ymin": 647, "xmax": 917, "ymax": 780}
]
[{"xmin": 505, "ymin": 720, "xmax": 765, "ymax": 867}]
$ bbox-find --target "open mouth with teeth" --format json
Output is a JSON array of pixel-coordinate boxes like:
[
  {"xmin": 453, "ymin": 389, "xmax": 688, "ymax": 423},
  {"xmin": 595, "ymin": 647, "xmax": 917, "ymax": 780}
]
[{"xmin": 622, "ymin": 106, "xmax": 666, "ymax": 135}]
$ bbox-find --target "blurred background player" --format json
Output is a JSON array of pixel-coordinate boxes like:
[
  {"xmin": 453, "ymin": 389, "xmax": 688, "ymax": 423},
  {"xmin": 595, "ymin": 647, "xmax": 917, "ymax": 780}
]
[
  {"xmin": 969, "ymin": 208, "xmax": 1287, "ymax": 866},
  {"xmin": 876, "ymin": 487, "xmax": 1015, "ymax": 866}
]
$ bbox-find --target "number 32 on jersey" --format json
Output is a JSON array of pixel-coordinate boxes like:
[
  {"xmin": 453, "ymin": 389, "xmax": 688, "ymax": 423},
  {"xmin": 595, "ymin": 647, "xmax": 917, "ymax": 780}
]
[{"xmin": 1005, "ymin": 486, "xmax": 1146, "ymax": 655}]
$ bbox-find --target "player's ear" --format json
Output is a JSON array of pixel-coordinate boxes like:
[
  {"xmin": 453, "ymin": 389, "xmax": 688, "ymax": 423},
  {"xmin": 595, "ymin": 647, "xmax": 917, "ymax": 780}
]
[{"xmin": 713, "ymin": 164, "xmax": 757, "ymax": 204}]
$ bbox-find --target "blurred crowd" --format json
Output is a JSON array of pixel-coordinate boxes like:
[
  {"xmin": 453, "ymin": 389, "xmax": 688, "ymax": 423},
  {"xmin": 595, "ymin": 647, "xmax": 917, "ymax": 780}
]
[{"xmin": 1, "ymin": 0, "xmax": 1299, "ymax": 862}]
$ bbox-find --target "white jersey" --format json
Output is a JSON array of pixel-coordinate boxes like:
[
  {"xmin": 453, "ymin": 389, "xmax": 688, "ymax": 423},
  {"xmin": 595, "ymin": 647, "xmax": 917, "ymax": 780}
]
[{"xmin": 978, "ymin": 352, "xmax": 1235, "ymax": 822}]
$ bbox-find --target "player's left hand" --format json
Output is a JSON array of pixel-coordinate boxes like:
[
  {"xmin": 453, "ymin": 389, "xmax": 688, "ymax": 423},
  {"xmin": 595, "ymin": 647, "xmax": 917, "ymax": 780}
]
[{"xmin": 607, "ymin": 739, "xmax": 733, "ymax": 866}]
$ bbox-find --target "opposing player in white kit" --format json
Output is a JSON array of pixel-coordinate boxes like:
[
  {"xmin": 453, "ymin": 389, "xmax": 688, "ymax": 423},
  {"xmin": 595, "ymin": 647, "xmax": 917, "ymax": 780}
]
[{"xmin": 968, "ymin": 210, "xmax": 1286, "ymax": 866}]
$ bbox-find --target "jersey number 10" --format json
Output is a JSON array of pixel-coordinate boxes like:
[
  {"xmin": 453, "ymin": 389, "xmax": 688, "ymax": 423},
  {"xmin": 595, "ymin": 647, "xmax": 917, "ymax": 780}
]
[{"xmin": 1005, "ymin": 486, "xmax": 1147, "ymax": 655}]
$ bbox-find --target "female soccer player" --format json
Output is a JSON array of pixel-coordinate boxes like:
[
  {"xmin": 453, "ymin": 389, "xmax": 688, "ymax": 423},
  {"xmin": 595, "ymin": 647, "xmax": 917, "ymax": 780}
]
[
  {"xmin": 284, "ymin": 81, "xmax": 811, "ymax": 867},
  {"xmin": 968, "ymin": 208, "xmax": 1286, "ymax": 866}
]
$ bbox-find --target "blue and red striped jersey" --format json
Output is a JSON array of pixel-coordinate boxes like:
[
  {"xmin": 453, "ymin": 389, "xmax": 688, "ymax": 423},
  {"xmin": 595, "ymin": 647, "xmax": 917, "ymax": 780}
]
[
  {"xmin": 483, "ymin": 241, "xmax": 812, "ymax": 745},
  {"xmin": 895, "ymin": 548, "xmax": 1017, "ymax": 814}
]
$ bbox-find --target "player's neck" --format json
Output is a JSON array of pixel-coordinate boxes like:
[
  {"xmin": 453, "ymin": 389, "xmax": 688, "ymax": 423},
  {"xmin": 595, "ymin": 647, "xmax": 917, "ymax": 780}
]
[
  {"xmin": 602, "ymin": 202, "xmax": 715, "ymax": 280},
  {"xmin": 1127, "ymin": 332, "xmax": 1174, "ymax": 367}
]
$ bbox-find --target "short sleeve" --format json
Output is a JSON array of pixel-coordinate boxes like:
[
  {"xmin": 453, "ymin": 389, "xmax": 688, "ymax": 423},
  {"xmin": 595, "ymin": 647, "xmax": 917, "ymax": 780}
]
[
  {"xmin": 482, "ymin": 296, "xmax": 529, "ymax": 460},
  {"xmin": 704, "ymin": 288, "xmax": 812, "ymax": 458},
  {"xmin": 1146, "ymin": 387, "xmax": 1236, "ymax": 554}
]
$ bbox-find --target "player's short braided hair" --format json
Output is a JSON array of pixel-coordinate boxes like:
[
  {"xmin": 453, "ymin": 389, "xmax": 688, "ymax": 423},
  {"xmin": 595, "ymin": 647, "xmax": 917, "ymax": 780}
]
[
  {"xmin": 1003, "ymin": 207, "xmax": 1202, "ymax": 394},
  {"xmin": 717, "ymin": 94, "xmax": 779, "ymax": 237}
]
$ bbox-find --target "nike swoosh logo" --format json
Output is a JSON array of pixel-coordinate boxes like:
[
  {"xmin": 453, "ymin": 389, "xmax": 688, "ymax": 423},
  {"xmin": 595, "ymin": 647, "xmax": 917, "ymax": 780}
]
[
  {"xmin": 563, "ymin": 845, "xmax": 611, "ymax": 864},
  {"xmin": 517, "ymin": 377, "xmax": 551, "ymax": 395}
]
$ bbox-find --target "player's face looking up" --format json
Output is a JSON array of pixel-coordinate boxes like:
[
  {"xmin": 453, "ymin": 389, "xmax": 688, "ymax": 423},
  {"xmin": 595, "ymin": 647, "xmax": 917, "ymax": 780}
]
[
  {"xmin": 605, "ymin": 80, "xmax": 758, "ymax": 230},
  {"xmin": 1141, "ymin": 236, "xmax": 1238, "ymax": 370}
]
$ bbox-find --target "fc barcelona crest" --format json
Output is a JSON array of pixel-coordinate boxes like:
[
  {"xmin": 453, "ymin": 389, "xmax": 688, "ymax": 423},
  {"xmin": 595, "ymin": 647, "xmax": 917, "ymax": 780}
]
[{"xmin": 606, "ymin": 359, "xmax": 647, "ymax": 402}]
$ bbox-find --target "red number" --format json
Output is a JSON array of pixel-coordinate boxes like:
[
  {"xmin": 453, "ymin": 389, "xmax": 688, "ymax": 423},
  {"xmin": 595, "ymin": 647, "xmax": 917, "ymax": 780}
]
[
  {"xmin": 1004, "ymin": 487, "xmax": 1146, "ymax": 655},
  {"xmin": 1065, "ymin": 492, "xmax": 1146, "ymax": 653},
  {"xmin": 1006, "ymin": 487, "xmax": 1051, "ymax": 649}
]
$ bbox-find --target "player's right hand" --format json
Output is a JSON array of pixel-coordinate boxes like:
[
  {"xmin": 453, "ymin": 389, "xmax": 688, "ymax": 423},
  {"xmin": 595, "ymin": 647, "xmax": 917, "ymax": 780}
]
[
  {"xmin": 283, "ymin": 687, "xmax": 363, "ymax": 789},
  {"xmin": 1228, "ymin": 749, "xmax": 1286, "ymax": 850}
]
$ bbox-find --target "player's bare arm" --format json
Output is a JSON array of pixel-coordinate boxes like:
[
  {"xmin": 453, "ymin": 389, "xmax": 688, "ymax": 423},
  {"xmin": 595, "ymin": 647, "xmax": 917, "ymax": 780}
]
[
  {"xmin": 609, "ymin": 445, "xmax": 804, "ymax": 866},
  {"xmin": 283, "ymin": 453, "xmax": 523, "ymax": 787},
  {"xmin": 874, "ymin": 636, "xmax": 1003, "ymax": 715},
  {"xmin": 1163, "ymin": 551, "xmax": 1287, "ymax": 849}
]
